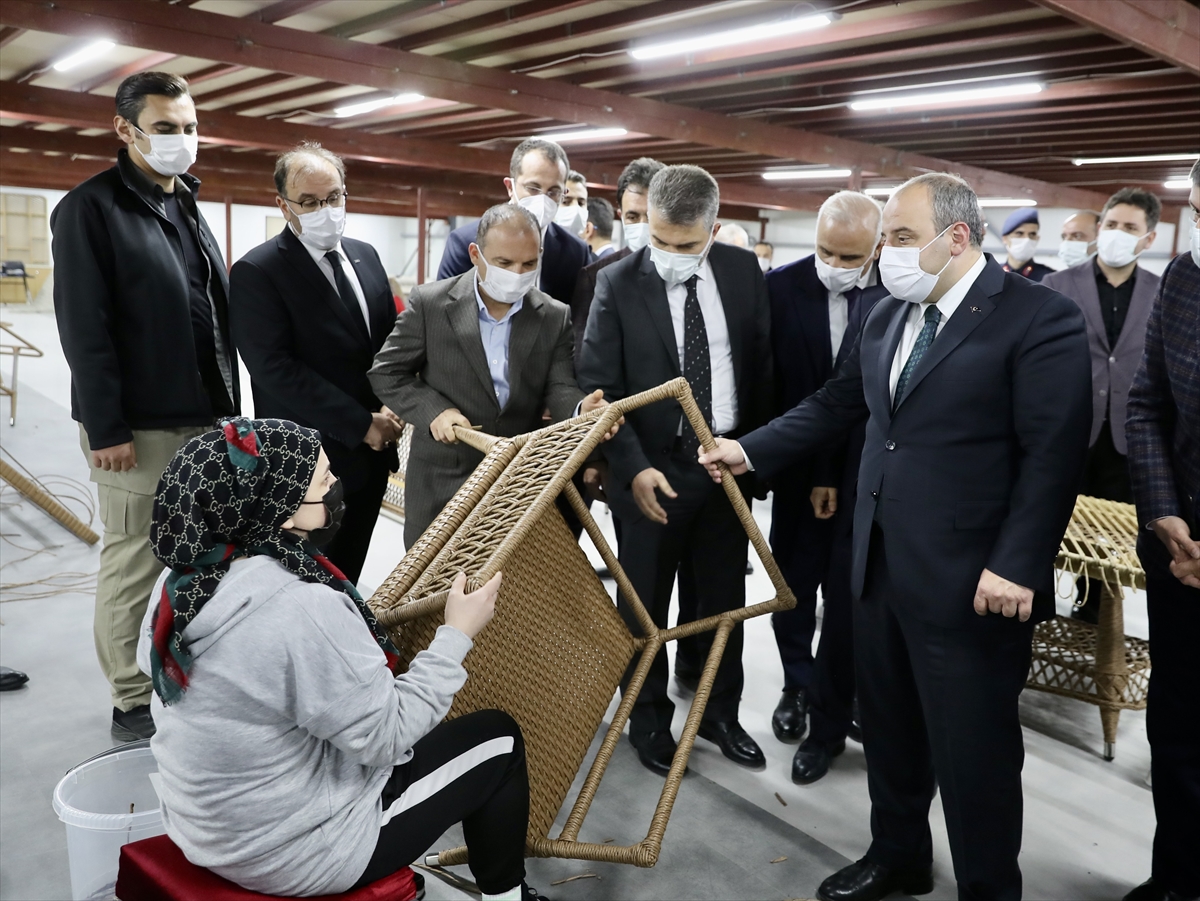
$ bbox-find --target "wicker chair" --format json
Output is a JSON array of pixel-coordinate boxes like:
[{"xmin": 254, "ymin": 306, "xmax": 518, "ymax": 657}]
[
  {"xmin": 368, "ymin": 378, "xmax": 795, "ymax": 867},
  {"xmin": 1027, "ymin": 496, "xmax": 1150, "ymax": 760}
]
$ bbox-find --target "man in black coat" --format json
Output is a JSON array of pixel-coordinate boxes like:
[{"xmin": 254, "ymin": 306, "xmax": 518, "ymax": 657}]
[
  {"xmin": 701, "ymin": 173, "xmax": 1091, "ymax": 901},
  {"xmin": 764, "ymin": 191, "xmax": 888, "ymax": 786},
  {"xmin": 436, "ymin": 138, "xmax": 589, "ymax": 306},
  {"xmin": 578, "ymin": 165, "xmax": 773, "ymax": 776},
  {"xmin": 52, "ymin": 72, "xmax": 239, "ymax": 742},
  {"xmin": 230, "ymin": 143, "xmax": 401, "ymax": 585}
]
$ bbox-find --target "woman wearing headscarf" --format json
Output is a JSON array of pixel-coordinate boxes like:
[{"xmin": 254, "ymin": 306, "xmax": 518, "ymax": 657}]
[{"xmin": 136, "ymin": 418, "xmax": 545, "ymax": 900}]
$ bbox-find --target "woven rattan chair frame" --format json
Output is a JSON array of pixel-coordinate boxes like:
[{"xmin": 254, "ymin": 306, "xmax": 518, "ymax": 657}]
[
  {"xmin": 1027, "ymin": 495, "xmax": 1149, "ymax": 760},
  {"xmin": 369, "ymin": 377, "xmax": 795, "ymax": 867}
]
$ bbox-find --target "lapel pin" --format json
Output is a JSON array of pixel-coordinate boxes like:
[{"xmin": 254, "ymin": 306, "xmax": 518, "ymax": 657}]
[{"xmin": 971, "ymin": 306, "xmax": 982, "ymax": 313}]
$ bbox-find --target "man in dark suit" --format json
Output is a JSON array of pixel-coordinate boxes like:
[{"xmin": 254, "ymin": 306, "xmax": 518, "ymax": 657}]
[
  {"xmin": 371, "ymin": 204, "xmax": 607, "ymax": 549},
  {"xmin": 764, "ymin": 191, "xmax": 888, "ymax": 786},
  {"xmin": 230, "ymin": 142, "xmax": 401, "ymax": 585},
  {"xmin": 1122, "ymin": 162, "xmax": 1200, "ymax": 901},
  {"xmin": 1043, "ymin": 187, "xmax": 1161, "ymax": 622},
  {"xmin": 701, "ymin": 173, "xmax": 1091, "ymax": 901},
  {"xmin": 581, "ymin": 197, "xmax": 615, "ymax": 261},
  {"xmin": 578, "ymin": 165, "xmax": 774, "ymax": 775},
  {"xmin": 436, "ymin": 138, "xmax": 590, "ymax": 305}
]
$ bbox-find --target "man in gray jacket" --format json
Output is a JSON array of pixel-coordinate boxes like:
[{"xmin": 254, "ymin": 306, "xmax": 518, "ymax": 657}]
[
  {"xmin": 370, "ymin": 204, "xmax": 606, "ymax": 547},
  {"xmin": 1043, "ymin": 187, "xmax": 1161, "ymax": 621}
]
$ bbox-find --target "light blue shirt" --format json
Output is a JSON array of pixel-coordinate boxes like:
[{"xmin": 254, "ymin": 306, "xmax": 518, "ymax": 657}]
[{"xmin": 474, "ymin": 275, "xmax": 524, "ymax": 409}]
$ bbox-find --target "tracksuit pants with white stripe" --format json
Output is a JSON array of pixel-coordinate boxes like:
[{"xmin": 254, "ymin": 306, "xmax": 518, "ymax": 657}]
[{"xmin": 351, "ymin": 709, "xmax": 529, "ymax": 893}]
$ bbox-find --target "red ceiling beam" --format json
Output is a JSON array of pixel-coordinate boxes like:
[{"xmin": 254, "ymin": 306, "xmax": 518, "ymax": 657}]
[
  {"xmin": 1030, "ymin": 0, "xmax": 1200, "ymax": 75},
  {"xmin": 385, "ymin": 0, "xmax": 594, "ymax": 51},
  {"xmin": 0, "ymin": 25, "xmax": 23, "ymax": 46},
  {"xmin": 0, "ymin": 0, "xmax": 1108, "ymax": 208},
  {"xmin": 250, "ymin": 0, "xmax": 331, "ymax": 25},
  {"xmin": 72, "ymin": 50, "xmax": 179, "ymax": 93},
  {"xmin": 321, "ymin": 0, "xmax": 471, "ymax": 40}
]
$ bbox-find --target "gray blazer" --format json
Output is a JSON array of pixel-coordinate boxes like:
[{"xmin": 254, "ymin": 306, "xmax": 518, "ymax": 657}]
[
  {"xmin": 369, "ymin": 270, "xmax": 583, "ymax": 546},
  {"xmin": 1043, "ymin": 260, "xmax": 1159, "ymax": 454}
]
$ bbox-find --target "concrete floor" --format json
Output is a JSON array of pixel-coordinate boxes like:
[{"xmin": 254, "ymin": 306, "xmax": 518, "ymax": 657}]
[{"xmin": 0, "ymin": 308, "xmax": 1156, "ymax": 900}]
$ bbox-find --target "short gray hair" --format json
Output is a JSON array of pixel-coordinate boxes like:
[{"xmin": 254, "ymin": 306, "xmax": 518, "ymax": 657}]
[
  {"xmin": 649, "ymin": 165, "xmax": 720, "ymax": 230},
  {"xmin": 476, "ymin": 203, "xmax": 541, "ymax": 253},
  {"xmin": 510, "ymin": 138, "xmax": 569, "ymax": 180},
  {"xmin": 817, "ymin": 190, "xmax": 883, "ymax": 244},
  {"xmin": 716, "ymin": 222, "xmax": 750, "ymax": 248},
  {"xmin": 1191, "ymin": 158, "xmax": 1200, "ymax": 187},
  {"xmin": 274, "ymin": 141, "xmax": 345, "ymax": 196},
  {"xmin": 895, "ymin": 173, "xmax": 985, "ymax": 247}
]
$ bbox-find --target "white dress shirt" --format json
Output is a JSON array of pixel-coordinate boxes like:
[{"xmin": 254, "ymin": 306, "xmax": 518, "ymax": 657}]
[
  {"xmin": 667, "ymin": 259, "xmax": 738, "ymax": 434},
  {"xmin": 295, "ymin": 228, "xmax": 371, "ymax": 337},
  {"xmin": 888, "ymin": 252, "xmax": 986, "ymax": 401},
  {"xmin": 828, "ymin": 265, "xmax": 879, "ymax": 360}
]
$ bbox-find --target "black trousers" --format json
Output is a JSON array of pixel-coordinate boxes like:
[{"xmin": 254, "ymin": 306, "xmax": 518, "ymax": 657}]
[
  {"xmin": 326, "ymin": 450, "xmax": 393, "ymax": 586},
  {"xmin": 857, "ymin": 526, "xmax": 1031, "ymax": 901},
  {"xmin": 807, "ymin": 521, "xmax": 857, "ymax": 743},
  {"xmin": 1076, "ymin": 420, "xmax": 1133, "ymax": 614},
  {"xmin": 615, "ymin": 444, "xmax": 750, "ymax": 734},
  {"xmin": 1139, "ymin": 532, "xmax": 1200, "ymax": 898},
  {"xmin": 351, "ymin": 710, "xmax": 529, "ymax": 894}
]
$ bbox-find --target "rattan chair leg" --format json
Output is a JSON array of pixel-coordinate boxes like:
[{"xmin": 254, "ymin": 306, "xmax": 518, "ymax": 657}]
[
  {"xmin": 0, "ymin": 458, "xmax": 99, "ymax": 545},
  {"xmin": 1099, "ymin": 706, "xmax": 1120, "ymax": 762},
  {"xmin": 1094, "ymin": 582, "xmax": 1128, "ymax": 761}
]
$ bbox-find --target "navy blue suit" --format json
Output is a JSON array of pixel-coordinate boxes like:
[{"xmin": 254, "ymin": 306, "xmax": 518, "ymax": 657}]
[
  {"xmin": 741, "ymin": 257, "xmax": 1091, "ymax": 899},
  {"xmin": 437, "ymin": 218, "xmax": 589, "ymax": 306},
  {"xmin": 765, "ymin": 256, "xmax": 886, "ymax": 744}
]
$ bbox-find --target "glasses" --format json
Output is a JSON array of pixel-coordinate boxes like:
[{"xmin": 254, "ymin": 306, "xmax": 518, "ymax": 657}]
[{"xmin": 283, "ymin": 191, "xmax": 347, "ymax": 214}]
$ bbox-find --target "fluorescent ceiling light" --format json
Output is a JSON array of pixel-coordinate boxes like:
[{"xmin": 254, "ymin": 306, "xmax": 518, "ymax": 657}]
[
  {"xmin": 763, "ymin": 168, "xmax": 853, "ymax": 181},
  {"xmin": 630, "ymin": 13, "xmax": 831, "ymax": 61},
  {"xmin": 978, "ymin": 198, "xmax": 1037, "ymax": 208},
  {"xmin": 538, "ymin": 127, "xmax": 627, "ymax": 142},
  {"xmin": 1073, "ymin": 152, "xmax": 1200, "ymax": 166},
  {"xmin": 1163, "ymin": 179, "xmax": 1193, "ymax": 190},
  {"xmin": 52, "ymin": 40, "xmax": 115, "ymax": 72},
  {"xmin": 864, "ymin": 186, "xmax": 899, "ymax": 196},
  {"xmin": 333, "ymin": 93, "xmax": 423, "ymax": 118},
  {"xmin": 850, "ymin": 81, "xmax": 1042, "ymax": 112}
]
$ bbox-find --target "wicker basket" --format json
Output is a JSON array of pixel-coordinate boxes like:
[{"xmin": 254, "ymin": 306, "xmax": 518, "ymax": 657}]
[{"xmin": 369, "ymin": 378, "xmax": 795, "ymax": 867}]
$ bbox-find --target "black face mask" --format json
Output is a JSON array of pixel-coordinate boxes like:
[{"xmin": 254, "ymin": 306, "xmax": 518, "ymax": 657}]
[{"xmin": 299, "ymin": 478, "xmax": 345, "ymax": 549}]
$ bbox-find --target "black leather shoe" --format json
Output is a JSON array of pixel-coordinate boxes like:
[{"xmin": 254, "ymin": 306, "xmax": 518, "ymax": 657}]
[
  {"xmin": 1122, "ymin": 879, "xmax": 1198, "ymax": 901},
  {"xmin": 629, "ymin": 730, "xmax": 684, "ymax": 777},
  {"xmin": 521, "ymin": 882, "xmax": 551, "ymax": 901},
  {"xmin": 847, "ymin": 697, "xmax": 862, "ymax": 743},
  {"xmin": 792, "ymin": 737, "xmax": 845, "ymax": 784},
  {"xmin": 771, "ymin": 688, "xmax": 808, "ymax": 742},
  {"xmin": 697, "ymin": 720, "xmax": 766, "ymax": 769},
  {"xmin": 0, "ymin": 666, "xmax": 29, "ymax": 691},
  {"xmin": 817, "ymin": 858, "xmax": 933, "ymax": 901},
  {"xmin": 112, "ymin": 705, "xmax": 156, "ymax": 742}
]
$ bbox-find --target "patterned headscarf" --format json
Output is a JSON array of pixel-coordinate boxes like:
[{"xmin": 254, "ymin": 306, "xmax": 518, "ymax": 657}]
[{"xmin": 148, "ymin": 418, "xmax": 398, "ymax": 704}]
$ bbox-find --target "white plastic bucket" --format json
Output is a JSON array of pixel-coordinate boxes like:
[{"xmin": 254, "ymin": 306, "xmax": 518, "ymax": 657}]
[{"xmin": 52, "ymin": 743, "xmax": 166, "ymax": 901}]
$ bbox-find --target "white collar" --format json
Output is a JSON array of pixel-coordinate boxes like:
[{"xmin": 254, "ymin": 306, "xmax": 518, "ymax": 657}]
[
  {"xmin": 292, "ymin": 223, "xmax": 344, "ymax": 265},
  {"xmin": 920, "ymin": 252, "xmax": 986, "ymax": 322}
]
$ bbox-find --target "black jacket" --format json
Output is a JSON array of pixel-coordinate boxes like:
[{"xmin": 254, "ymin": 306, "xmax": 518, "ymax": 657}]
[
  {"xmin": 51, "ymin": 150, "xmax": 239, "ymax": 449},
  {"xmin": 229, "ymin": 227, "xmax": 397, "ymax": 493},
  {"xmin": 577, "ymin": 243, "xmax": 774, "ymax": 491},
  {"xmin": 741, "ymin": 258, "xmax": 1092, "ymax": 626},
  {"xmin": 437, "ymin": 218, "xmax": 589, "ymax": 305}
]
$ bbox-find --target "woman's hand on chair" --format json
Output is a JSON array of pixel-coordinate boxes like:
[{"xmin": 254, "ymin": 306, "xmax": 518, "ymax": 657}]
[{"xmin": 444, "ymin": 571, "xmax": 502, "ymax": 639}]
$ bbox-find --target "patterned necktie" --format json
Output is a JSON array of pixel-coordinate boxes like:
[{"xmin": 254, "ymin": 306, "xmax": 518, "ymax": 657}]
[
  {"xmin": 324, "ymin": 250, "xmax": 370, "ymax": 341},
  {"xmin": 893, "ymin": 303, "xmax": 941, "ymax": 411},
  {"xmin": 681, "ymin": 274, "xmax": 712, "ymax": 456}
]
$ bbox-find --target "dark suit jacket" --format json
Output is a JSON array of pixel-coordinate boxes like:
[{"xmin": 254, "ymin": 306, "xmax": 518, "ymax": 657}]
[
  {"xmin": 569, "ymin": 246, "xmax": 632, "ymax": 359},
  {"xmin": 577, "ymin": 243, "xmax": 774, "ymax": 493},
  {"xmin": 740, "ymin": 257, "xmax": 1092, "ymax": 626},
  {"xmin": 1127, "ymin": 252, "xmax": 1200, "ymax": 535},
  {"xmin": 436, "ymin": 218, "xmax": 589, "ymax": 306},
  {"xmin": 368, "ymin": 271, "xmax": 584, "ymax": 543},
  {"xmin": 1043, "ymin": 260, "xmax": 1159, "ymax": 454},
  {"xmin": 229, "ymin": 228, "xmax": 396, "ymax": 493}
]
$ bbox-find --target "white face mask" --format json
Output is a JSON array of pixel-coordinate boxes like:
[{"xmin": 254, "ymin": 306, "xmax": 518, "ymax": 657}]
[
  {"xmin": 650, "ymin": 232, "xmax": 714, "ymax": 287},
  {"xmin": 757, "ymin": 256, "xmax": 771, "ymax": 273},
  {"xmin": 1190, "ymin": 222, "xmax": 1200, "ymax": 269},
  {"xmin": 623, "ymin": 222, "xmax": 650, "ymax": 252},
  {"xmin": 814, "ymin": 254, "xmax": 866, "ymax": 295},
  {"xmin": 1006, "ymin": 236, "xmax": 1038, "ymax": 264},
  {"xmin": 478, "ymin": 258, "xmax": 538, "ymax": 305},
  {"xmin": 515, "ymin": 193, "xmax": 558, "ymax": 231},
  {"xmin": 555, "ymin": 202, "xmax": 587, "ymax": 234},
  {"xmin": 878, "ymin": 224, "xmax": 954, "ymax": 303},
  {"xmin": 292, "ymin": 204, "xmax": 346, "ymax": 253},
  {"xmin": 1057, "ymin": 240, "xmax": 1093, "ymax": 267},
  {"xmin": 1096, "ymin": 229, "xmax": 1145, "ymax": 268},
  {"xmin": 133, "ymin": 126, "xmax": 198, "ymax": 177}
]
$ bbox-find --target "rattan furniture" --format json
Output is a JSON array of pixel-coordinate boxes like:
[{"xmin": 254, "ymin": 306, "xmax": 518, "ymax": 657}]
[
  {"xmin": 1027, "ymin": 495, "xmax": 1150, "ymax": 760},
  {"xmin": 369, "ymin": 377, "xmax": 795, "ymax": 868}
]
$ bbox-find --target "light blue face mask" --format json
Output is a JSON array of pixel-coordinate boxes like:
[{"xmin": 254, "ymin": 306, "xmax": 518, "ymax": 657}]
[{"xmin": 650, "ymin": 230, "xmax": 714, "ymax": 286}]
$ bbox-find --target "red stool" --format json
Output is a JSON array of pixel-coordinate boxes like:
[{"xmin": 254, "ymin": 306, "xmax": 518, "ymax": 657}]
[{"xmin": 116, "ymin": 834, "xmax": 420, "ymax": 901}]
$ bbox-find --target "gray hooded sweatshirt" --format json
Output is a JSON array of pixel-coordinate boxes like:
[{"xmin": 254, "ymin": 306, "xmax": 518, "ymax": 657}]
[{"xmin": 136, "ymin": 555, "xmax": 472, "ymax": 896}]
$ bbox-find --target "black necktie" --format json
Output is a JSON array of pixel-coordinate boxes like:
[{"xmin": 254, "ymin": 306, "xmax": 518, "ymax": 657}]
[
  {"xmin": 835, "ymin": 286, "xmax": 863, "ymax": 371},
  {"xmin": 324, "ymin": 250, "xmax": 369, "ymax": 341},
  {"xmin": 681, "ymin": 274, "xmax": 713, "ymax": 456}
]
